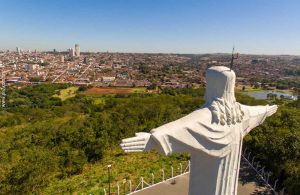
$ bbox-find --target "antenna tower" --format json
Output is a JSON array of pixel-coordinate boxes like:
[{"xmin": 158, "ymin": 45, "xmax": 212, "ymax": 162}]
[
  {"xmin": 1, "ymin": 71, "xmax": 6, "ymax": 108},
  {"xmin": 230, "ymin": 47, "xmax": 239, "ymax": 70}
]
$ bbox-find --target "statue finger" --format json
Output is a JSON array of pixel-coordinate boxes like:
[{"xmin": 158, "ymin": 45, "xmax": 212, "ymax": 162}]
[
  {"xmin": 271, "ymin": 105, "xmax": 278, "ymax": 109},
  {"xmin": 124, "ymin": 149, "xmax": 144, "ymax": 153},
  {"xmin": 122, "ymin": 137, "xmax": 145, "ymax": 143},
  {"xmin": 120, "ymin": 141, "xmax": 145, "ymax": 147},
  {"xmin": 122, "ymin": 145, "xmax": 145, "ymax": 150}
]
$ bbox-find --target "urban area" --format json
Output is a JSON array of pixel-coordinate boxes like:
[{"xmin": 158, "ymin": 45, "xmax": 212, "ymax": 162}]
[{"xmin": 0, "ymin": 44, "xmax": 300, "ymax": 95}]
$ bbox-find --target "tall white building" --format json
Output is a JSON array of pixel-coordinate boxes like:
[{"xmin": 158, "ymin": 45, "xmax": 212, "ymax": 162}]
[
  {"xmin": 69, "ymin": 48, "xmax": 75, "ymax": 57},
  {"xmin": 75, "ymin": 44, "xmax": 80, "ymax": 57},
  {"xmin": 61, "ymin": 56, "xmax": 65, "ymax": 63}
]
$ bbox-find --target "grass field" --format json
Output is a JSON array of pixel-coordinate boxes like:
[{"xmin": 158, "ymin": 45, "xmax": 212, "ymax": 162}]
[
  {"xmin": 236, "ymin": 85, "xmax": 294, "ymax": 94},
  {"xmin": 93, "ymin": 97, "xmax": 106, "ymax": 105},
  {"xmin": 53, "ymin": 87, "xmax": 79, "ymax": 101},
  {"xmin": 84, "ymin": 87, "xmax": 147, "ymax": 95}
]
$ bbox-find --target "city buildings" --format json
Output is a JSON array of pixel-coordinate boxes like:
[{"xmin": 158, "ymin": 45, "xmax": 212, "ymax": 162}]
[{"xmin": 0, "ymin": 50, "xmax": 299, "ymax": 92}]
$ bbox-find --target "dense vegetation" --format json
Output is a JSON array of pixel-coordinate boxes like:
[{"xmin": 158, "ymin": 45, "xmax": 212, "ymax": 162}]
[
  {"xmin": 249, "ymin": 77, "xmax": 300, "ymax": 90},
  {"xmin": 244, "ymin": 99, "xmax": 300, "ymax": 194},
  {"xmin": 0, "ymin": 84, "xmax": 299, "ymax": 194},
  {"xmin": 284, "ymin": 68, "xmax": 300, "ymax": 76}
]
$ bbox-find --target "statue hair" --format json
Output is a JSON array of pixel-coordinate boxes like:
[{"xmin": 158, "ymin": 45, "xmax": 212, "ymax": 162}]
[{"xmin": 210, "ymin": 98, "xmax": 244, "ymax": 126}]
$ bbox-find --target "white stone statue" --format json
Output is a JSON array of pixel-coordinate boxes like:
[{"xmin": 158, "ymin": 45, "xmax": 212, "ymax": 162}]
[{"xmin": 120, "ymin": 66, "xmax": 277, "ymax": 195}]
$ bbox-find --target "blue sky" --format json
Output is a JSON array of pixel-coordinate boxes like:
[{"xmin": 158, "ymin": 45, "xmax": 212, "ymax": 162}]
[{"xmin": 0, "ymin": 0, "xmax": 300, "ymax": 54}]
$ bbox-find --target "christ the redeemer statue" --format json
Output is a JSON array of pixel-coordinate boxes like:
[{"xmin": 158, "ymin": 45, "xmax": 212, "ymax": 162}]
[{"xmin": 120, "ymin": 66, "xmax": 277, "ymax": 195}]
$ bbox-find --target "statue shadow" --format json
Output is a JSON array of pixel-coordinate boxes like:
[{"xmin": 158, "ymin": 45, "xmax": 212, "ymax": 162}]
[{"xmin": 238, "ymin": 159, "xmax": 272, "ymax": 195}]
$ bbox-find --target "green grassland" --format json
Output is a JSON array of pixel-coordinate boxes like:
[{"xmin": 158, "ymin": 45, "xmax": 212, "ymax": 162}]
[
  {"xmin": 130, "ymin": 87, "xmax": 147, "ymax": 93},
  {"xmin": 92, "ymin": 97, "xmax": 106, "ymax": 105},
  {"xmin": 236, "ymin": 85, "xmax": 295, "ymax": 94},
  {"xmin": 53, "ymin": 86, "xmax": 79, "ymax": 101}
]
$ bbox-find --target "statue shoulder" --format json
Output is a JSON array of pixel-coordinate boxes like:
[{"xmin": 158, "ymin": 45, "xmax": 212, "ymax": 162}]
[
  {"xmin": 177, "ymin": 107, "xmax": 213, "ymax": 127},
  {"xmin": 151, "ymin": 107, "xmax": 212, "ymax": 133},
  {"xmin": 188, "ymin": 107, "xmax": 212, "ymax": 122}
]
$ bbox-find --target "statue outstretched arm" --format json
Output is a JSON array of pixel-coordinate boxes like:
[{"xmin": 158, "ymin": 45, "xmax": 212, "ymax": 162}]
[
  {"xmin": 120, "ymin": 111, "xmax": 198, "ymax": 155},
  {"xmin": 120, "ymin": 120, "xmax": 191, "ymax": 155},
  {"xmin": 241, "ymin": 104, "xmax": 278, "ymax": 136},
  {"xmin": 121, "ymin": 109, "xmax": 233, "ymax": 157}
]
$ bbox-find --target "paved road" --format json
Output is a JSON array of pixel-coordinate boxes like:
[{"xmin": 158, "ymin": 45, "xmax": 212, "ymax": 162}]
[{"xmin": 132, "ymin": 159, "xmax": 271, "ymax": 195}]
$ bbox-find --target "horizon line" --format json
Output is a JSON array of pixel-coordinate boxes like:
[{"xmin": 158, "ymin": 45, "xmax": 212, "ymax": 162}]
[{"xmin": 2, "ymin": 49, "xmax": 300, "ymax": 57}]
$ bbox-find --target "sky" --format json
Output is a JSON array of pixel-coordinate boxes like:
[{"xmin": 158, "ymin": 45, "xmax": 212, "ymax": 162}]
[{"xmin": 0, "ymin": 0, "xmax": 300, "ymax": 55}]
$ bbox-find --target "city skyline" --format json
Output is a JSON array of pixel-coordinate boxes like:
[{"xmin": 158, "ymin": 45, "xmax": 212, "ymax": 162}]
[{"xmin": 1, "ymin": 0, "xmax": 300, "ymax": 55}]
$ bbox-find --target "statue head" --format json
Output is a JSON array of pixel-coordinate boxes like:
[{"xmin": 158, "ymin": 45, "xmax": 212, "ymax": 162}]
[
  {"xmin": 204, "ymin": 66, "xmax": 244, "ymax": 125},
  {"xmin": 205, "ymin": 66, "xmax": 236, "ymax": 104}
]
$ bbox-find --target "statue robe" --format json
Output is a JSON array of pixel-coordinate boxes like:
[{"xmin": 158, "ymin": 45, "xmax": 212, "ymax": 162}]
[{"xmin": 150, "ymin": 105, "xmax": 269, "ymax": 195}]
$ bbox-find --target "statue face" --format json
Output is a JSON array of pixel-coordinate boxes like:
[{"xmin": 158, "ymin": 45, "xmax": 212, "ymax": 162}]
[{"xmin": 205, "ymin": 66, "xmax": 236, "ymax": 103}]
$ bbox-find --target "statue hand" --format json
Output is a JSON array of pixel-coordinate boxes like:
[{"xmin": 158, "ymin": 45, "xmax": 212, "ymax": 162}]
[
  {"xmin": 267, "ymin": 105, "xmax": 278, "ymax": 117},
  {"xmin": 120, "ymin": 132, "xmax": 155, "ymax": 152}
]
